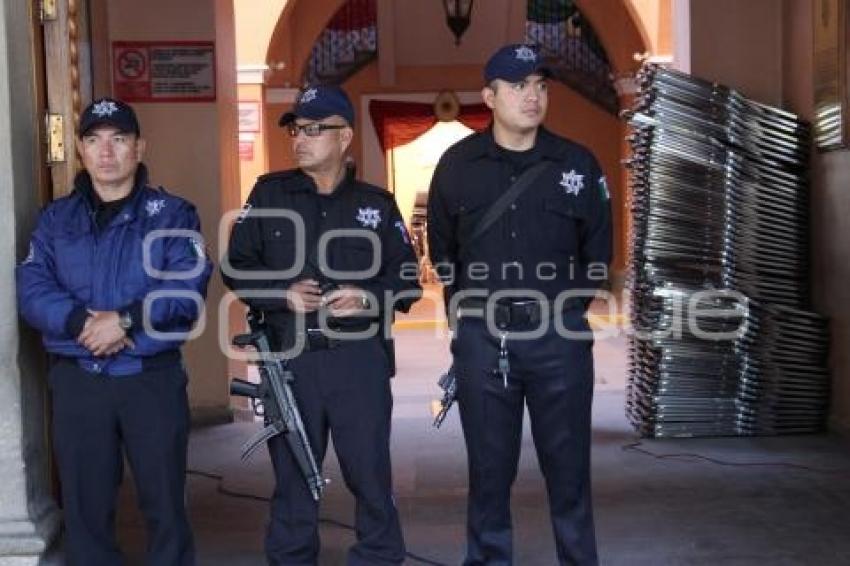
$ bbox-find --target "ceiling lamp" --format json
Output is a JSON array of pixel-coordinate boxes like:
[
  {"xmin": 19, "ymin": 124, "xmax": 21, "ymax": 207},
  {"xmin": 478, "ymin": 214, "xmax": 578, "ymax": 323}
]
[{"xmin": 443, "ymin": 0, "xmax": 474, "ymax": 46}]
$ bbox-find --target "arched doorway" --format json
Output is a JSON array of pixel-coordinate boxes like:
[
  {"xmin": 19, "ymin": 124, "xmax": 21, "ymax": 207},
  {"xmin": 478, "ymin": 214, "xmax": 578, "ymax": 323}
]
[{"xmin": 254, "ymin": 0, "xmax": 653, "ymax": 288}]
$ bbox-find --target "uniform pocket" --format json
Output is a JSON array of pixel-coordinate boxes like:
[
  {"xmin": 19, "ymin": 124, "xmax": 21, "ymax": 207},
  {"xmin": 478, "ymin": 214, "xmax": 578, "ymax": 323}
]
[
  {"xmin": 261, "ymin": 222, "xmax": 298, "ymax": 273},
  {"xmin": 339, "ymin": 238, "xmax": 379, "ymax": 275},
  {"xmin": 543, "ymin": 197, "xmax": 581, "ymax": 253},
  {"xmin": 453, "ymin": 193, "xmax": 492, "ymax": 242}
]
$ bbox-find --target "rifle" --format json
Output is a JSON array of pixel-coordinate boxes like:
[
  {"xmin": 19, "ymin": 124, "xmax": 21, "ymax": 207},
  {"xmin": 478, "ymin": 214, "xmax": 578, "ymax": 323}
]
[
  {"xmin": 230, "ymin": 313, "xmax": 327, "ymax": 501},
  {"xmin": 431, "ymin": 366, "xmax": 457, "ymax": 428}
]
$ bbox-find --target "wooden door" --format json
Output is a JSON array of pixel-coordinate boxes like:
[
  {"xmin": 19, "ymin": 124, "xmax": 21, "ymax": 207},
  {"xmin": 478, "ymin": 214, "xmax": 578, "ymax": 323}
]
[{"xmin": 41, "ymin": 0, "xmax": 93, "ymax": 198}]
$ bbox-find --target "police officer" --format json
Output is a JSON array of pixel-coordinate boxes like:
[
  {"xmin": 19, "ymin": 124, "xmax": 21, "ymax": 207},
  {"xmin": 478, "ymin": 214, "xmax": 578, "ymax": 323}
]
[
  {"xmin": 427, "ymin": 44, "xmax": 612, "ymax": 565},
  {"xmin": 222, "ymin": 85, "xmax": 420, "ymax": 565},
  {"xmin": 16, "ymin": 97, "xmax": 212, "ymax": 565}
]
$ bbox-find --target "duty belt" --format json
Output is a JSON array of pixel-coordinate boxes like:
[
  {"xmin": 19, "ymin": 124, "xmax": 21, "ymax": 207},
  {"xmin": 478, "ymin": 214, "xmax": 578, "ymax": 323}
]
[
  {"xmin": 457, "ymin": 296, "xmax": 585, "ymax": 331},
  {"xmin": 298, "ymin": 323, "xmax": 376, "ymax": 351},
  {"xmin": 457, "ymin": 297, "xmax": 541, "ymax": 330}
]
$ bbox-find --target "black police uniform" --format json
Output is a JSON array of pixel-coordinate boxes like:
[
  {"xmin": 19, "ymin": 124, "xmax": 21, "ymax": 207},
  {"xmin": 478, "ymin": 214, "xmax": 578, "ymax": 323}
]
[
  {"xmin": 427, "ymin": 126, "xmax": 612, "ymax": 565},
  {"xmin": 223, "ymin": 166, "xmax": 421, "ymax": 565}
]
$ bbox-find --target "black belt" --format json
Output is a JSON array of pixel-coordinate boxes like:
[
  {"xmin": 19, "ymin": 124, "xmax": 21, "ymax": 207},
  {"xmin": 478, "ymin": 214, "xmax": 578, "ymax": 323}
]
[
  {"xmin": 50, "ymin": 349, "xmax": 182, "ymax": 374},
  {"xmin": 458, "ymin": 296, "xmax": 583, "ymax": 330},
  {"xmin": 299, "ymin": 323, "xmax": 377, "ymax": 351}
]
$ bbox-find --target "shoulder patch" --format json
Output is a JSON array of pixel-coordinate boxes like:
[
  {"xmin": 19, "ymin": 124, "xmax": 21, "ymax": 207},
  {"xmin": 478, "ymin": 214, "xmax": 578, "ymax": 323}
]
[
  {"xmin": 394, "ymin": 220, "xmax": 410, "ymax": 244},
  {"xmin": 598, "ymin": 176, "xmax": 610, "ymax": 201},
  {"xmin": 21, "ymin": 242, "xmax": 35, "ymax": 265},
  {"xmin": 236, "ymin": 202, "xmax": 252, "ymax": 223}
]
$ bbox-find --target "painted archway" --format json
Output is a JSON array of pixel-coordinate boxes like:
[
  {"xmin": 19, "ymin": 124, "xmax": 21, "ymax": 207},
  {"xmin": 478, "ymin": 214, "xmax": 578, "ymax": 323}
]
[{"xmin": 258, "ymin": 0, "xmax": 655, "ymax": 281}]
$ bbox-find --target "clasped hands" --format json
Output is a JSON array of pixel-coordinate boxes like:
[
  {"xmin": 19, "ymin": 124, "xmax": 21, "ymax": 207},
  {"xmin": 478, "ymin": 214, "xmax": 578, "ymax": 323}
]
[{"xmin": 77, "ymin": 310, "xmax": 135, "ymax": 357}]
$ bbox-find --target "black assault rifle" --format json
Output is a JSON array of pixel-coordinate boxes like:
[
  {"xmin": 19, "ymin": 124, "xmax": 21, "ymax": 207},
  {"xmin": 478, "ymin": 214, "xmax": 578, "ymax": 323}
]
[
  {"xmin": 230, "ymin": 314, "xmax": 327, "ymax": 501},
  {"xmin": 431, "ymin": 365, "xmax": 457, "ymax": 428}
]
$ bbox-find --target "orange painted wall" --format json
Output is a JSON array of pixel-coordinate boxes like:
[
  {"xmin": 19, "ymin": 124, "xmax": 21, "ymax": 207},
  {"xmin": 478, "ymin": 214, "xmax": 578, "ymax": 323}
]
[
  {"xmin": 624, "ymin": 0, "xmax": 674, "ymax": 58},
  {"xmin": 104, "ymin": 0, "xmax": 237, "ymax": 421},
  {"xmin": 237, "ymin": 84, "xmax": 271, "ymax": 198}
]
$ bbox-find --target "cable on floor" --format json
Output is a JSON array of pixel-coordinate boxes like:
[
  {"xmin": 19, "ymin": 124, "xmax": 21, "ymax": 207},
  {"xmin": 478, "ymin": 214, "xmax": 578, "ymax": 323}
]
[
  {"xmin": 621, "ymin": 440, "xmax": 849, "ymax": 474},
  {"xmin": 185, "ymin": 469, "xmax": 449, "ymax": 566}
]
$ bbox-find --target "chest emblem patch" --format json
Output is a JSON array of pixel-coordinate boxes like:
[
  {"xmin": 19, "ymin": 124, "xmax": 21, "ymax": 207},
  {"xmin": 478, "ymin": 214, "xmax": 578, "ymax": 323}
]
[
  {"xmin": 560, "ymin": 170, "xmax": 585, "ymax": 197},
  {"xmin": 356, "ymin": 207, "xmax": 381, "ymax": 229},
  {"xmin": 145, "ymin": 199, "xmax": 166, "ymax": 217}
]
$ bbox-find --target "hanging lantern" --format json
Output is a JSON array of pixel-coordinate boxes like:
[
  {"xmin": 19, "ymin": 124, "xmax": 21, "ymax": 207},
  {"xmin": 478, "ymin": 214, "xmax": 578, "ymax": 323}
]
[{"xmin": 442, "ymin": 0, "xmax": 474, "ymax": 46}]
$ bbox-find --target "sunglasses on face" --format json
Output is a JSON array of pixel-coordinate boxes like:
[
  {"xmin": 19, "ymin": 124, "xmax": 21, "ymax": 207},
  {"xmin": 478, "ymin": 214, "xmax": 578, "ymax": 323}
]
[{"xmin": 287, "ymin": 123, "xmax": 347, "ymax": 137}]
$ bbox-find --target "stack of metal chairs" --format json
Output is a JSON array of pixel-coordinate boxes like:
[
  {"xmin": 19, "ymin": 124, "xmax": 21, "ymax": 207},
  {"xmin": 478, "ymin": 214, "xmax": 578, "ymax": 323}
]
[{"xmin": 624, "ymin": 64, "xmax": 830, "ymax": 437}]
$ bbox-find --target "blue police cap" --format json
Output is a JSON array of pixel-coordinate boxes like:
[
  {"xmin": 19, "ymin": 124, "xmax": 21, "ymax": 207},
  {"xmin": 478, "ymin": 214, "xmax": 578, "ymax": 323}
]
[
  {"xmin": 279, "ymin": 85, "xmax": 355, "ymax": 127},
  {"xmin": 484, "ymin": 44, "xmax": 551, "ymax": 84},
  {"xmin": 78, "ymin": 97, "xmax": 140, "ymax": 137}
]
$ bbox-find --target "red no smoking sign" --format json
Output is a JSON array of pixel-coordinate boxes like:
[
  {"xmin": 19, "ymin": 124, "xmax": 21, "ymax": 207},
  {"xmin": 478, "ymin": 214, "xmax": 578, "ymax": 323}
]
[
  {"xmin": 112, "ymin": 41, "xmax": 216, "ymax": 103},
  {"xmin": 116, "ymin": 49, "xmax": 147, "ymax": 80}
]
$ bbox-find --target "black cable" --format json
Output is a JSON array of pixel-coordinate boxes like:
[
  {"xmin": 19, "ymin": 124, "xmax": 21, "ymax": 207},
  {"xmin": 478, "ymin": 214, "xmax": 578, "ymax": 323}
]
[
  {"xmin": 621, "ymin": 440, "xmax": 849, "ymax": 474},
  {"xmin": 185, "ymin": 469, "xmax": 448, "ymax": 566}
]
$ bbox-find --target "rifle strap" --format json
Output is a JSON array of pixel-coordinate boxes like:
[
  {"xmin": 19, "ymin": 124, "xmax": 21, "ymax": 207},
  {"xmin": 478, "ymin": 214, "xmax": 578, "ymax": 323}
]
[{"xmin": 458, "ymin": 161, "xmax": 551, "ymax": 262}]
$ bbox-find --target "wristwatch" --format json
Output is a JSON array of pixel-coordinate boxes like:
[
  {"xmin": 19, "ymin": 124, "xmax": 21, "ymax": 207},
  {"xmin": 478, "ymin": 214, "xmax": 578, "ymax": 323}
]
[{"xmin": 118, "ymin": 311, "xmax": 133, "ymax": 331}]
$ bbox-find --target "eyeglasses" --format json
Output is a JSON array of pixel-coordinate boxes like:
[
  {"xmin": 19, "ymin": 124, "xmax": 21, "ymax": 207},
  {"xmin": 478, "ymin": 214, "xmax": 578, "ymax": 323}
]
[{"xmin": 287, "ymin": 123, "xmax": 347, "ymax": 137}]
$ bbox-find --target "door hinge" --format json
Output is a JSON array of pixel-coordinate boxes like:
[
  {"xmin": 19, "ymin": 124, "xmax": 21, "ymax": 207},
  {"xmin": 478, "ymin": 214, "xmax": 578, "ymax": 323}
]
[
  {"xmin": 45, "ymin": 113, "xmax": 65, "ymax": 164},
  {"xmin": 39, "ymin": 0, "xmax": 57, "ymax": 22}
]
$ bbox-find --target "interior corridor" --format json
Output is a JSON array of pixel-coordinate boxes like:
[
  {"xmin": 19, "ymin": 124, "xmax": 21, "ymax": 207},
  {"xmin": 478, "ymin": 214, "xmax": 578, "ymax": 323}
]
[{"xmin": 97, "ymin": 328, "xmax": 850, "ymax": 566}]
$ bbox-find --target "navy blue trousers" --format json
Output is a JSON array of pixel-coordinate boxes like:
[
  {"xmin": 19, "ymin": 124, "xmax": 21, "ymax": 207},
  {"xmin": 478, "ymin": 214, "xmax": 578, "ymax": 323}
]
[
  {"xmin": 265, "ymin": 336, "xmax": 405, "ymax": 565},
  {"xmin": 49, "ymin": 361, "xmax": 194, "ymax": 566},
  {"xmin": 454, "ymin": 310, "xmax": 598, "ymax": 566}
]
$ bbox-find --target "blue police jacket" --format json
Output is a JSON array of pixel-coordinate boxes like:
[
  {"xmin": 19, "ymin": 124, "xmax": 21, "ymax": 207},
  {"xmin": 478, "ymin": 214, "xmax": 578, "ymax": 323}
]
[{"xmin": 16, "ymin": 165, "xmax": 213, "ymax": 376}]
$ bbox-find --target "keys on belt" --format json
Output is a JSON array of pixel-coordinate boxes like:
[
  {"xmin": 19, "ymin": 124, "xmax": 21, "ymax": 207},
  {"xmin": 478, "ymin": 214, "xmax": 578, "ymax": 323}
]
[
  {"xmin": 494, "ymin": 331, "xmax": 510, "ymax": 389},
  {"xmin": 456, "ymin": 298, "xmax": 546, "ymax": 389}
]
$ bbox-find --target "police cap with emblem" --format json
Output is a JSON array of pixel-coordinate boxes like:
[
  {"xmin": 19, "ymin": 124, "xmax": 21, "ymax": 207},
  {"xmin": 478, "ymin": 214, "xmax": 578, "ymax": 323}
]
[
  {"xmin": 484, "ymin": 43, "xmax": 551, "ymax": 84},
  {"xmin": 279, "ymin": 85, "xmax": 355, "ymax": 127},
  {"xmin": 78, "ymin": 97, "xmax": 140, "ymax": 138}
]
